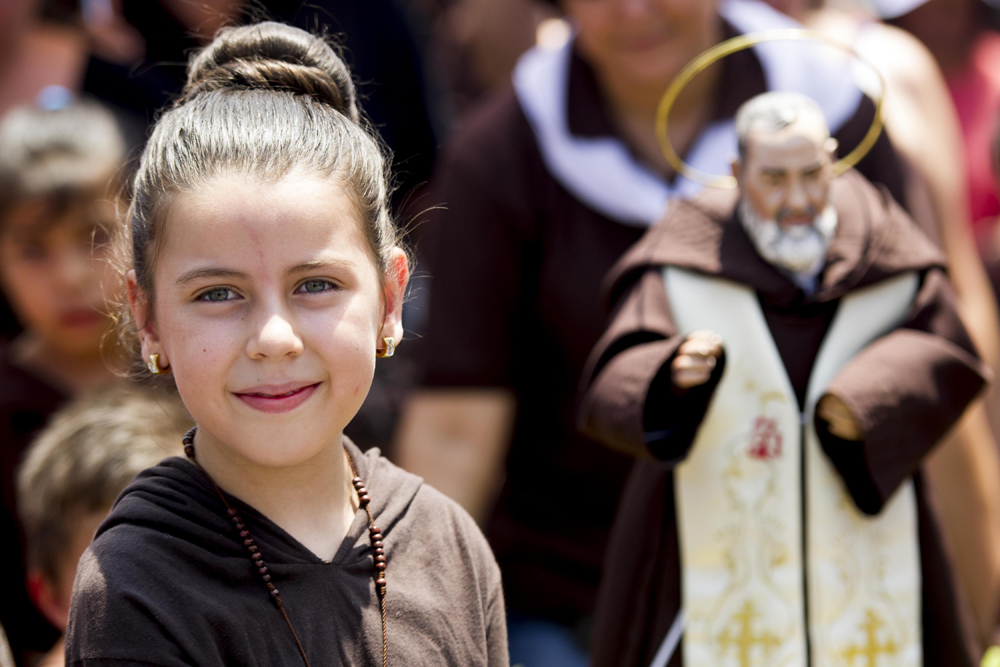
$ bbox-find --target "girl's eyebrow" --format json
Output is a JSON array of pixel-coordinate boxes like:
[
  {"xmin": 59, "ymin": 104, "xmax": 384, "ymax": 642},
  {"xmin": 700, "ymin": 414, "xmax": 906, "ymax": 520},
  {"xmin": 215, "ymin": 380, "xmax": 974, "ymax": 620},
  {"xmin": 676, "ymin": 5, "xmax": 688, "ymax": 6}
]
[
  {"xmin": 176, "ymin": 259, "xmax": 356, "ymax": 285},
  {"xmin": 288, "ymin": 258, "xmax": 357, "ymax": 274},
  {"xmin": 175, "ymin": 267, "xmax": 249, "ymax": 285}
]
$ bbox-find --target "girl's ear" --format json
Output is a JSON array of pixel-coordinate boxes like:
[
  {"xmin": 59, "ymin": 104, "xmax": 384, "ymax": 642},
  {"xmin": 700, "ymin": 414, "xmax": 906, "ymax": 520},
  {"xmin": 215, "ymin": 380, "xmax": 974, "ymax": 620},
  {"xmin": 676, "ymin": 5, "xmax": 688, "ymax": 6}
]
[
  {"xmin": 380, "ymin": 248, "xmax": 409, "ymax": 345},
  {"xmin": 127, "ymin": 270, "xmax": 165, "ymax": 365}
]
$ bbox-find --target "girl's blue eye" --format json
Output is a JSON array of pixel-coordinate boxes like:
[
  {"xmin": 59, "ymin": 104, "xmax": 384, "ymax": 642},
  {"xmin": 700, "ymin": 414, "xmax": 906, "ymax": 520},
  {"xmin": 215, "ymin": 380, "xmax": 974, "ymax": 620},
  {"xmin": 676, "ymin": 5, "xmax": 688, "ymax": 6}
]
[
  {"xmin": 198, "ymin": 287, "xmax": 239, "ymax": 302},
  {"xmin": 297, "ymin": 279, "xmax": 335, "ymax": 294}
]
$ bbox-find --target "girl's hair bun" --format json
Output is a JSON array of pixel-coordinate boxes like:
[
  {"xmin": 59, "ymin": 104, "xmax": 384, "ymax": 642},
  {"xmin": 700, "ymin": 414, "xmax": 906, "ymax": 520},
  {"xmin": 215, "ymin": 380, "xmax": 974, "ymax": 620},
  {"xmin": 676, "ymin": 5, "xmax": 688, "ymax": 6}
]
[{"xmin": 183, "ymin": 22, "xmax": 359, "ymax": 122}]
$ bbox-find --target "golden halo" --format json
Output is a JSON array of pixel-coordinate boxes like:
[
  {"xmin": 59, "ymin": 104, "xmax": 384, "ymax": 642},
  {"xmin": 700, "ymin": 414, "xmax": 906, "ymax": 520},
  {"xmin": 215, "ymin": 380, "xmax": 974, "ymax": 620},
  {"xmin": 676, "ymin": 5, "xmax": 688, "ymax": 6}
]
[{"xmin": 655, "ymin": 29, "xmax": 887, "ymax": 189}]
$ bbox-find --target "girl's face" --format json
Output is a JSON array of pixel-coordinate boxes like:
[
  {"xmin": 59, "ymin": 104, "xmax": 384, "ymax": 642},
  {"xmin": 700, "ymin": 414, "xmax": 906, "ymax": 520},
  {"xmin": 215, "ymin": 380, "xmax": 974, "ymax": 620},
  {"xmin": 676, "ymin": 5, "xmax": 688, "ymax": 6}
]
[
  {"xmin": 135, "ymin": 172, "xmax": 406, "ymax": 468},
  {"xmin": 0, "ymin": 195, "xmax": 115, "ymax": 358}
]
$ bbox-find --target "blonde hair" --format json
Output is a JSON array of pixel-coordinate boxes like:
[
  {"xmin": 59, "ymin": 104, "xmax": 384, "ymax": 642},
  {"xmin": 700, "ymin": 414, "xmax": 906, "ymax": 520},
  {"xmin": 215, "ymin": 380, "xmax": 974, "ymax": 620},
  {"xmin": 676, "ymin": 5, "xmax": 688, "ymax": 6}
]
[
  {"xmin": 118, "ymin": 22, "xmax": 405, "ymax": 371},
  {"xmin": 0, "ymin": 98, "xmax": 125, "ymax": 227},
  {"xmin": 17, "ymin": 384, "xmax": 192, "ymax": 583}
]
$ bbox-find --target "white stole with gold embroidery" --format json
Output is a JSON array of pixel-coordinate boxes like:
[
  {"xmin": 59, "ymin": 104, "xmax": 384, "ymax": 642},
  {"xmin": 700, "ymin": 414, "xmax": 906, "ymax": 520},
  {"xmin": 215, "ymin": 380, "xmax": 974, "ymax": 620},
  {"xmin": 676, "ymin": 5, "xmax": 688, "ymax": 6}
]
[{"xmin": 662, "ymin": 267, "xmax": 921, "ymax": 667}]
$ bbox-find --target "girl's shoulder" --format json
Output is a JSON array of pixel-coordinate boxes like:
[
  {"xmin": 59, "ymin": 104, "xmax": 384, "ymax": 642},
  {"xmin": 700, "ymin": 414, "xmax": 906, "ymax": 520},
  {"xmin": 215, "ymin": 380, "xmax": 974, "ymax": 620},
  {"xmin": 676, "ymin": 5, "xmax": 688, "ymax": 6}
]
[
  {"xmin": 356, "ymin": 443, "xmax": 500, "ymax": 580},
  {"xmin": 77, "ymin": 457, "xmax": 249, "ymax": 593}
]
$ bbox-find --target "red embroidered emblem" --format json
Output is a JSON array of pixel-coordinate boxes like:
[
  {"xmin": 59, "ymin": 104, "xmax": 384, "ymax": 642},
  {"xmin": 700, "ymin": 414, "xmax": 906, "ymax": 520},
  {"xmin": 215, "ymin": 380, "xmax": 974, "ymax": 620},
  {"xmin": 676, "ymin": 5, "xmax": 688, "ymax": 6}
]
[{"xmin": 748, "ymin": 417, "xmax": 783, "ymax": 460}]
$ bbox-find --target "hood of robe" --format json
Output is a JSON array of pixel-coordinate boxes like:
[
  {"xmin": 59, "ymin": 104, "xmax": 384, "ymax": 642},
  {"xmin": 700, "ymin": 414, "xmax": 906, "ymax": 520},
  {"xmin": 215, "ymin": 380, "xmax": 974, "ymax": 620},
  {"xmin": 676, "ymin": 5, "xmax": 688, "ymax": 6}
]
[
  {"xmin": 605, "ymin": 169, "xmax": 946, "ymax": 310},
  {"xmin": 95, "ymin": 438, "xmax": 423, "ymax": 569}
]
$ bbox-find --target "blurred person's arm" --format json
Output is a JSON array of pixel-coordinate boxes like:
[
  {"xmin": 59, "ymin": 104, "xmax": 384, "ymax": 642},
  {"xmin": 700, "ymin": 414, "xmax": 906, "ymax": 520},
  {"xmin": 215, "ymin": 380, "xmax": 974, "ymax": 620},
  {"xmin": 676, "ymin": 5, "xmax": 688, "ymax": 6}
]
[
  {"xmin": 837, "ymin": 14, "xmax": 1000, "ymax": 369},
  {"xmin": 396, "ymin": 92, "xmax": 542, "ymax": 522},
  {"xmin": 838, "ymin": 15, "xmax": 1000, "ymax": 646},
  {"xmin": 395, "ymin": 389, "xmax": 515, "ymax": 522}
]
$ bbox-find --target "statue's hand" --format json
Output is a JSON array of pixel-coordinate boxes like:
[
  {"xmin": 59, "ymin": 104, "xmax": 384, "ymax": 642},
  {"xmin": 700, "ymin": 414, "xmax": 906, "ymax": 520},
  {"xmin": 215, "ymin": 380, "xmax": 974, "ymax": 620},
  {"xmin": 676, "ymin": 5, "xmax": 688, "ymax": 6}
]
[
  {"xmin": 817, "ymin": 394, "xmax": 862, "ymax": 441},
  {"xmin": 671, "ymin": 330, "xmax": 724, "ymax": 389}
]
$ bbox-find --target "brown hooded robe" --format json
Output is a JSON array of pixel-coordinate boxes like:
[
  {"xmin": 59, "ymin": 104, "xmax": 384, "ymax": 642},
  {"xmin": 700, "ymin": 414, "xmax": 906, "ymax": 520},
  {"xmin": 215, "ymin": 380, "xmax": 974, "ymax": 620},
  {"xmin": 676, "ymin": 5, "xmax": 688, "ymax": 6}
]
[{"xmin": 578, "ymin": 170, "xmax": 989, "ymax": 667}]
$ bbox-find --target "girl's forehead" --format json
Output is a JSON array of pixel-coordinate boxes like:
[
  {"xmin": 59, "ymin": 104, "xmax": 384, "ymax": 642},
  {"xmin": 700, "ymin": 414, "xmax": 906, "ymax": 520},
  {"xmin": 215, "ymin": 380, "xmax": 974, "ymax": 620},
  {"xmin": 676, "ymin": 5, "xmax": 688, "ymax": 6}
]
[{"xmin": 159, "ymin": 174, "xmax": 370, "ymax": 270}]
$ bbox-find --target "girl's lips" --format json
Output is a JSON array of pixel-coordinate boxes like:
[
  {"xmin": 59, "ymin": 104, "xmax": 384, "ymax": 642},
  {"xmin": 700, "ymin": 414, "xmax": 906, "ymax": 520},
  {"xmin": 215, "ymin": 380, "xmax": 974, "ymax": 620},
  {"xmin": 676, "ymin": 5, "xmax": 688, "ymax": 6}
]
[{"xmin": 234, "ymin": 383, "xmax": 320, "ymax": 414}]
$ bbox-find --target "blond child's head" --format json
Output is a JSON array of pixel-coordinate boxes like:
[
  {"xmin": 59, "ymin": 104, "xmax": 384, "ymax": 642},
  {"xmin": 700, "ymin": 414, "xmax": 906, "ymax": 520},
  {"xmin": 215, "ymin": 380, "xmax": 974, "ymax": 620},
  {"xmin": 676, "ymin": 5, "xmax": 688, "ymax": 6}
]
[
  {"xmin": 0, "ymin": 97, "xmax": 126, "ymax": 360},
  {"xmin": 17, "ymin": 384, "xmax": 191, "ymax": 630}
]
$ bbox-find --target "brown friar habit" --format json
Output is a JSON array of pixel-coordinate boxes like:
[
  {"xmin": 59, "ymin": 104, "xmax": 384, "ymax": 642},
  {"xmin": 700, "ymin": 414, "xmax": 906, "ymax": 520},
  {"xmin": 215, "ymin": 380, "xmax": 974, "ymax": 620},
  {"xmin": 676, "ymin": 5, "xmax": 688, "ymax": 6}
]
[
  {"xmin": 66, "ymin": 440, "xmax": 508, "ymax": 667},
  {"xmin": 578, "ymin": 170, "xmax": 989, "ymax": 667}
]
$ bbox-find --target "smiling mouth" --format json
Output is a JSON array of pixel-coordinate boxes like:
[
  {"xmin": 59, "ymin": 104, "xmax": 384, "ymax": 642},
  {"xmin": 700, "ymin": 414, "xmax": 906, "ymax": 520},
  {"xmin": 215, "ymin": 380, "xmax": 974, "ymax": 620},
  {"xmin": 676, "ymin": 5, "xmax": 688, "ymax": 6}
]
[{"xmin": 234, "ymin": 383, "xmax": 321, "ymax": 414}]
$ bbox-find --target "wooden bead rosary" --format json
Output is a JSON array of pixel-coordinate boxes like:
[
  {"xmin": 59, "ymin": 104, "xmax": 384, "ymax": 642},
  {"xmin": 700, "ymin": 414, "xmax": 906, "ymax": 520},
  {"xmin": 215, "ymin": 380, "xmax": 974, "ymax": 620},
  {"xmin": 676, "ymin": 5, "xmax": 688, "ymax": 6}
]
[{"xmin": 182, "ymin": 427, "xmax": 388, "ymax": 667}]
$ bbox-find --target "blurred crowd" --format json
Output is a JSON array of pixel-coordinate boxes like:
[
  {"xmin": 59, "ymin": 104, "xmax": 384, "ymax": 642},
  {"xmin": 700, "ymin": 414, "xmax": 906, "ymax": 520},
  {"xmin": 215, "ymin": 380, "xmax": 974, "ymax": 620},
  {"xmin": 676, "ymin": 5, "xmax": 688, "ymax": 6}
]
[{"xmin": 5, "ymin": 0, "xmax": 1000, "ymax": 665}]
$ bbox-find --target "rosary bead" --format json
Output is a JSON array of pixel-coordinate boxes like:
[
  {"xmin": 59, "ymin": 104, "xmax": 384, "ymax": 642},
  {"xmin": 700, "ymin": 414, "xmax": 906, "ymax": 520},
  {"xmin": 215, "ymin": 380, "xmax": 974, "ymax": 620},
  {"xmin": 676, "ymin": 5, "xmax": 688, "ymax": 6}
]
[{"xmin": 188, "ymin": 427, "xmax": 388, "ymax": 667}]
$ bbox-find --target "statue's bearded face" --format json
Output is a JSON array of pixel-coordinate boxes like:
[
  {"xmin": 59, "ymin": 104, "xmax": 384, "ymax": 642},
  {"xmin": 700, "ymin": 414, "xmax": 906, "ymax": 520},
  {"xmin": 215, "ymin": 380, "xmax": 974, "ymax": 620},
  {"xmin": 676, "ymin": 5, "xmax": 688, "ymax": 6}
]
[{"xmin": 734, "ymin": 116, "xmax": 839, "ymax": 281}]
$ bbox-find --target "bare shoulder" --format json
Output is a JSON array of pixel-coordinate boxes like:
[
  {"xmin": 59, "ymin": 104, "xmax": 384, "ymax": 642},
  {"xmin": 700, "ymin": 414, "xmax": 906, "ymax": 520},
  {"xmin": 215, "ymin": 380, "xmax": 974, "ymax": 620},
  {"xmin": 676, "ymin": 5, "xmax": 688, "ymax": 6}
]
[{"xmin": 857, "ymin": 22, "xmax": 940, "ymax": 85}]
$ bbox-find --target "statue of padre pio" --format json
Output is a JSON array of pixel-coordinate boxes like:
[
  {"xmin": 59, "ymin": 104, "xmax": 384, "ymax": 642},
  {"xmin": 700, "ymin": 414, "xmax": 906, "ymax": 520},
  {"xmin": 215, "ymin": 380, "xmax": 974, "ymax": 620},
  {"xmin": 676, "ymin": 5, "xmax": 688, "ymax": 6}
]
[{"xmin": 578, "ymin": 91, "xmax": 989, "ymax": 667}]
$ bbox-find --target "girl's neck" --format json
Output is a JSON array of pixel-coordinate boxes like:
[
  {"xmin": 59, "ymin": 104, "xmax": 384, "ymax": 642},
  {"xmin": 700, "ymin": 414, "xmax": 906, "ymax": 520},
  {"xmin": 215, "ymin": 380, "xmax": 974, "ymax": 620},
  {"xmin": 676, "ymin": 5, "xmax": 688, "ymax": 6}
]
[
  {"xmin": 10, "ymin": 333, "xmax": 115, "ymax": 395},
  {"xmin": 192, "ymin": 428, "xmax": 357, "ymax": 562}
]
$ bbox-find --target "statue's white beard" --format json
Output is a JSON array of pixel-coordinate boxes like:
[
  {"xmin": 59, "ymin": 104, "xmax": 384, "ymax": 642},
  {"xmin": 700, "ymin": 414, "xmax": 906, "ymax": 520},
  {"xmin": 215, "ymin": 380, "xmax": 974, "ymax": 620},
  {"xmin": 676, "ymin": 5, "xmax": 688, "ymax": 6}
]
[{"xmin": 738, "ymin": 199, "xmax": 838, "ymax": 284}]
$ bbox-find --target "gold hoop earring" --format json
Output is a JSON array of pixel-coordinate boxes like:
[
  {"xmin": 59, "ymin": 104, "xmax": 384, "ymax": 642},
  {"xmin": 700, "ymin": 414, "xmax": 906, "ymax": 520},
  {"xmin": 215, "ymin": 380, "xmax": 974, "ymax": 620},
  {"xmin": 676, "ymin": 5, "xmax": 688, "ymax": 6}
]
[
  {"xmin": 376, "ymin": 337, "xmax": 395, "ymax": 359},
  {"xmin": 147, "ymin": 353, "xmax": 170, "ymax": 375}
]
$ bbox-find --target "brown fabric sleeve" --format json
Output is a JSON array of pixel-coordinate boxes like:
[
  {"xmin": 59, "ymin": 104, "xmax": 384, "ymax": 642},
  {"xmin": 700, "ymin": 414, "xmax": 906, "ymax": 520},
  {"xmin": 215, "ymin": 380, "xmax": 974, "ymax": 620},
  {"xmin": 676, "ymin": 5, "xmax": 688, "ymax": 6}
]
[
  {"xmin": 578, "ymin": 269, "xmax": 724, "ymax": 461},
  {"xmin": 419, "ymin": 98, "xmax": 540, "ymax": 388},
  {"xmin": 816, "ymin": 269, "xmax": 991, "ymax": 514}
]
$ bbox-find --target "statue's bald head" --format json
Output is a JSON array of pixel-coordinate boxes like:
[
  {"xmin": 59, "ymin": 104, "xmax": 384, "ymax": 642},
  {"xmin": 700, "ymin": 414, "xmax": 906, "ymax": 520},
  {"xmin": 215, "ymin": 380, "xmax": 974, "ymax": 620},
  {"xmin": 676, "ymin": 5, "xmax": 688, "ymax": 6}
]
[
  {"xmin": 735, "ymin": 91, "xmax": 831, "ymax": 163},
  {"xmin": 731, "ymin": 91, "xmax": 838, "ymax": 229}
]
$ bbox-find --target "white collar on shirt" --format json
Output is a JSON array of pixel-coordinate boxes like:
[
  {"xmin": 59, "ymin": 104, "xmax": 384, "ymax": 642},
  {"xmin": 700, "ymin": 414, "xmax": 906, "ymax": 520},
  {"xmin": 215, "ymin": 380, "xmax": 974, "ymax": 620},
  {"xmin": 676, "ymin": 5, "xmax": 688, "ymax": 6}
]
[{"xmin": 512, "ymin": 0, "xmax": 863, "ymax": 227}]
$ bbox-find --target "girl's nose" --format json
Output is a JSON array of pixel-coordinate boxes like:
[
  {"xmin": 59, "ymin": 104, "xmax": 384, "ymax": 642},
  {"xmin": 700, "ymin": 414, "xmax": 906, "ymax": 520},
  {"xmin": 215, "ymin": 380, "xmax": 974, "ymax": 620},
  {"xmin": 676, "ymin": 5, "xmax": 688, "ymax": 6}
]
[{"xmin": 246, "ymin": 311, "xmax": 305, "ymax": 360}]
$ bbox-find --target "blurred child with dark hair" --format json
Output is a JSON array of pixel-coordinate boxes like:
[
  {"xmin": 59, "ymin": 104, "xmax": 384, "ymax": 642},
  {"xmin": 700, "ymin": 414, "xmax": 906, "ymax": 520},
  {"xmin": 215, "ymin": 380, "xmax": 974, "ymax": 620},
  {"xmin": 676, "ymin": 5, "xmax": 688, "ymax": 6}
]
[
  {"xmin": 0, "ymin": 97, "xmax": 126, "ymax": 664},
  {"xmin": 17, "ymin": 385, "xmax": 190, "ymax": 667}
]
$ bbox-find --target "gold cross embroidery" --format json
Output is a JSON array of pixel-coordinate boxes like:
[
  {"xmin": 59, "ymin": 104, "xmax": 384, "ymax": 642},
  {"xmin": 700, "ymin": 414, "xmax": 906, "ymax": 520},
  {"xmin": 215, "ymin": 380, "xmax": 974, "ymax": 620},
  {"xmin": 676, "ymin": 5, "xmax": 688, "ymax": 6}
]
[
  {"xmin": 840, "ymin": 609, "xmax": 900, "ymax": 667},
  {"xmin": 716, "ymin": 600, "xmax": 782, "ymax": 667}
]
